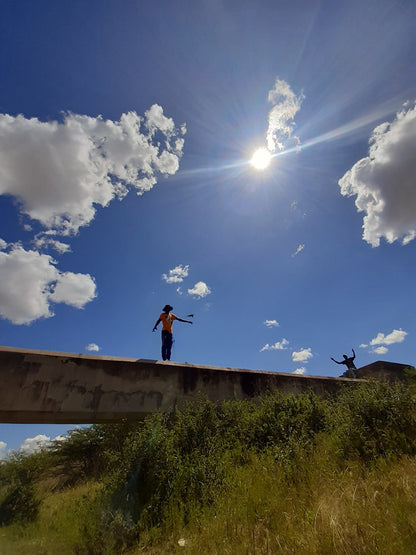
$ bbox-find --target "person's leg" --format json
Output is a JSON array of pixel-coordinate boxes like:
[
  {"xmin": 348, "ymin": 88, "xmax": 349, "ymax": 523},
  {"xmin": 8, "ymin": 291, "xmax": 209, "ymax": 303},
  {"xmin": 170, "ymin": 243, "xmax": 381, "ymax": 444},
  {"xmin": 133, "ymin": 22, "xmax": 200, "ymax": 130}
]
[
  {"xmin": 161, "ymin": 330, "xmax": 168, "ymax": 360},
  {"xmin": 166, "ymin": 333, "xmax": 173, "ymax": 360}
]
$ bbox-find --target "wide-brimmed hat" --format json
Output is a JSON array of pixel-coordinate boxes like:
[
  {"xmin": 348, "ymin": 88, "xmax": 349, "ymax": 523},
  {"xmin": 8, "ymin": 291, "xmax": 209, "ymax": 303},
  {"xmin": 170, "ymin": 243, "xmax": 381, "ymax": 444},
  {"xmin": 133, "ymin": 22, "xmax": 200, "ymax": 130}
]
[{"xmin": 163, "ymin": 304, "xmax": 173, "ymax": 312}]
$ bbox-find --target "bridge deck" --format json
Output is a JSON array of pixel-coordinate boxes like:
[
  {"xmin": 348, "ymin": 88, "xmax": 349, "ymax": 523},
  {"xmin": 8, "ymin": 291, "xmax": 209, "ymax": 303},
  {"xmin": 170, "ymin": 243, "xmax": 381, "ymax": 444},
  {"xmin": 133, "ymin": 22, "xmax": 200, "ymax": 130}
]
[{"xmin": 0, "ymin": 346, "xmax": 359, "ymax": 423}]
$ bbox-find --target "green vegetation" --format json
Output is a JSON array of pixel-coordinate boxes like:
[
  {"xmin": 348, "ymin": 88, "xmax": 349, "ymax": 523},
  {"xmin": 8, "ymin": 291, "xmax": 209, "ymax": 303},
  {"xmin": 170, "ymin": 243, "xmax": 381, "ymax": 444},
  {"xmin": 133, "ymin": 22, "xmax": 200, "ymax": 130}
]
[{"xmin": 1, "ymin": 380, "xmax": 416, "ymax": 553}]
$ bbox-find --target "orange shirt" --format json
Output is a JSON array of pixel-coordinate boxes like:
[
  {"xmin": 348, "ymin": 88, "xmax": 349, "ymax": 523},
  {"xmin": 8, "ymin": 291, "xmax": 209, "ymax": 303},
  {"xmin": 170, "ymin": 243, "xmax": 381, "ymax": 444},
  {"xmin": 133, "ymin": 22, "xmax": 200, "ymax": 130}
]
[{"xmin": 159, "ymin": 312, "xmax": 177, "ymax": 334}]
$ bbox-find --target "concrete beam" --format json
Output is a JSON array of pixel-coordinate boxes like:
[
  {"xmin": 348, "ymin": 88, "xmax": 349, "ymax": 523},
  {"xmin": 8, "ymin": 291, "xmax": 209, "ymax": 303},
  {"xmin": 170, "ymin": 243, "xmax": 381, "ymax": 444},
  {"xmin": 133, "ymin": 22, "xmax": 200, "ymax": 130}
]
[{"xmin": 0, "ymin": 347, "xmax": 359, "ymax": 424}]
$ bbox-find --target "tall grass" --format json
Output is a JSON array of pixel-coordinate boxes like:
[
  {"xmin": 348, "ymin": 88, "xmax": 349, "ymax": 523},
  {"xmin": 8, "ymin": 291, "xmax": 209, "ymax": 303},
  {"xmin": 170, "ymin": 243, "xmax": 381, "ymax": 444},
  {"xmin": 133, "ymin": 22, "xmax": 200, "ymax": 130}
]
[
  {"xmin": 1, "ymin": 380, "xmax": 416, "ymax": 553},
  {"xmin": 165, "ymin": 452, "xmax": 416, "ymax": 554}
]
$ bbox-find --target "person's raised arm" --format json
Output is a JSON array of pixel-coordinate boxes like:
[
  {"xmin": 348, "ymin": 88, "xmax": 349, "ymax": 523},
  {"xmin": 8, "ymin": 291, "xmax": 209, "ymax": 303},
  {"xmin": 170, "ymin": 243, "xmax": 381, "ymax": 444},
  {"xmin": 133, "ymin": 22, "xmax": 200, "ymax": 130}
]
[
  {"xmin": 331, "ymin": 357, "xmax": 342, "ymax": 365},
  {"xmin": 352, "ymin": 348, "xmax": 356, "ymax": 359},
  {"xmin": 152, "ymin": 318, "xmax": 161, "ymax": 332},
  {"xmin": 176, "ymin": 317, "xmax": 193, "ymax": 324}
]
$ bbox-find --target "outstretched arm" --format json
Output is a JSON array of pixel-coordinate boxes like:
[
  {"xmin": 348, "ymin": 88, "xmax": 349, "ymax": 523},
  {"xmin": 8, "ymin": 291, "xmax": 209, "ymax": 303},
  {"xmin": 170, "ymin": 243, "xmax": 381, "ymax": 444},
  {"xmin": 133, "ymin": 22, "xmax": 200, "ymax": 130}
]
[
  {"xmin": 352, "ymin": 349, "xmax": 356, "ymax": 359},
  {"xmin": 152, "ymin": 318, "xmax": 161, "ymax": 332},
  {"xmin": 331, "ymin": 357, "xmax": 342, "ymax": 365},
  {"xmin": 176, "ymin": 317, "xmax": 193, "ymax": 324}
]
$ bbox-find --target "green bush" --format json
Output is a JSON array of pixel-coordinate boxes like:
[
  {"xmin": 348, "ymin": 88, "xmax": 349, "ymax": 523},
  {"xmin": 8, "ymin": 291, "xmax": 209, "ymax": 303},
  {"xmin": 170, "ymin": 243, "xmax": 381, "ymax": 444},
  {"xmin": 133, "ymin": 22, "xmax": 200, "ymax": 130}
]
[
  {"xmin": 249, "ymin": 390, "xmax": 326, "ymax": 452},
  {"xmin": 49, "ymin": 421, "xmax": 141, "ymax": 487},
  {"xmin": 0, "ymin": 451, "xmax": 47, "ymax": 525},
  {"xmin": 327, "ymin": 380, "xmax": 416, "ymax": 462},
  {"xmin": 0, "ymin": 481, "xmax": 39, "ymax": 525}
]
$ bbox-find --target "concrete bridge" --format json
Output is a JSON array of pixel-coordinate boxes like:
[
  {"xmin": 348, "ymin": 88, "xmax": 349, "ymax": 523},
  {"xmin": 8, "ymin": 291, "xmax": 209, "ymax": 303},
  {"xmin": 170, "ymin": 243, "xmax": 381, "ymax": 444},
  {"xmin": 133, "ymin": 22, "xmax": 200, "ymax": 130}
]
[{"xmin": 0, "ymin": 346, "xmax": 360, "ymax": 424}]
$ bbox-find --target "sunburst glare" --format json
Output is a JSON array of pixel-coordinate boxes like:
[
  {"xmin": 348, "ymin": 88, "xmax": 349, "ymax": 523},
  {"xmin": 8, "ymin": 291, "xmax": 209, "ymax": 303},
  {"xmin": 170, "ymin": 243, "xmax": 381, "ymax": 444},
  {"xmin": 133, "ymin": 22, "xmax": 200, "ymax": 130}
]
[{"xmin": 250, "ymin": 147, "xmax": 272, "ymax": 170}]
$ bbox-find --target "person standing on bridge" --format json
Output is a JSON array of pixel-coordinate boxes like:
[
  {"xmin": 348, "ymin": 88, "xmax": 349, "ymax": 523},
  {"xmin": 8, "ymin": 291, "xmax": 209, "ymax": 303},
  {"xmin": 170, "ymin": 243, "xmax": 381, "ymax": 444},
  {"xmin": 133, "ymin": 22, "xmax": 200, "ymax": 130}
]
[
  {"xmin": 152, "ymin": 305, "xmax": 193, "ymax": 361},
  {"xmin": 331, "ymin": 349, "xmax": 357, "ymax": 378}
]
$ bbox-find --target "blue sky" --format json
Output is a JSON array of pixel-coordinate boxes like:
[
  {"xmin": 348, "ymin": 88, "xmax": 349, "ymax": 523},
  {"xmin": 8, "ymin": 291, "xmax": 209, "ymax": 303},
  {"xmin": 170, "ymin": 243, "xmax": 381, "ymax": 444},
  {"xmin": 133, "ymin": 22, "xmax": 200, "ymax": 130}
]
[{"xmin": 0, "ymin": 0, "xmax": 415, "ymax": 454}]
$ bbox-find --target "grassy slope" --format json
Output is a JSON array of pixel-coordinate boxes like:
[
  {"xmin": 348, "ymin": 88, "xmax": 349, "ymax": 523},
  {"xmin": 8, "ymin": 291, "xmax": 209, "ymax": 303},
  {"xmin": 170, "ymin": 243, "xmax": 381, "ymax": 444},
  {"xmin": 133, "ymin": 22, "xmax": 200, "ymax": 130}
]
[
  {"xmin": 1, "ymin": 380, "xmax": 416, "ymax": 554},
  {"xmin": 0, "ymin": 483, "xmax": 102, "ymax": 555}
]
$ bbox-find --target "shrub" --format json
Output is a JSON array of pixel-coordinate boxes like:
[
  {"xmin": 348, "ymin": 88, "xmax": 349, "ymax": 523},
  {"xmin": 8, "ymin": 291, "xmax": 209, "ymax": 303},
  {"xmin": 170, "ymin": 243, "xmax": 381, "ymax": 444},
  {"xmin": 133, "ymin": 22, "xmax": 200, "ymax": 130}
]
[
  {"xmin": 0, "ymin": 451, "xmax": 47, "ymax": 525},
  {"xmin": 0, "ymin": 481, "xmax": 39, "ymax": 525},
  {"xmin": 249, "ymin": 390, "xmax": 326, "ymax": 452},
  {"xmin": 327, "ymin": 380, "xmax": 416, "ymax": 462}
]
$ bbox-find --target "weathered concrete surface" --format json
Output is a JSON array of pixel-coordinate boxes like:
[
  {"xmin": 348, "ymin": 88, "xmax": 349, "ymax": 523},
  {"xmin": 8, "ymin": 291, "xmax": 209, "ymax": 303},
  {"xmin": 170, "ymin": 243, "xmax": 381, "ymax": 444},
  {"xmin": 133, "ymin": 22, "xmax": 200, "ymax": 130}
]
[
  {"xmin": 356, "ymin": 360, "xmax": 412, "ymax": 381},
  {"xmin": 0, "ymin": 346, "xmax": 360, "ymax": 424}
]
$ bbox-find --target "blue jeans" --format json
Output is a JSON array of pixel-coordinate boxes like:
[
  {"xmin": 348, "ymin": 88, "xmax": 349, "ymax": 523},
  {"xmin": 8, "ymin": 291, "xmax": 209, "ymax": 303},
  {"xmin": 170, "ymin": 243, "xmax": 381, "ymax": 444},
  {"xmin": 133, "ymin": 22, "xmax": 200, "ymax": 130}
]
[{"xmin": 161, "ymin": 330, "xmax": 173, "ymax": 360}]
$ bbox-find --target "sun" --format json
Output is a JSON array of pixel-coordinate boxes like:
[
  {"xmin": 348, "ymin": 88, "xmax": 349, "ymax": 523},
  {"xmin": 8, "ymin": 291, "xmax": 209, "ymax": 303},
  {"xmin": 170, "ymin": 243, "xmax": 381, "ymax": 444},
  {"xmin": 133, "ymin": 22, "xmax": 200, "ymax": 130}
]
[{"xmin": 250, "ymin": 147, "xmax": 272, "ymax": 170}]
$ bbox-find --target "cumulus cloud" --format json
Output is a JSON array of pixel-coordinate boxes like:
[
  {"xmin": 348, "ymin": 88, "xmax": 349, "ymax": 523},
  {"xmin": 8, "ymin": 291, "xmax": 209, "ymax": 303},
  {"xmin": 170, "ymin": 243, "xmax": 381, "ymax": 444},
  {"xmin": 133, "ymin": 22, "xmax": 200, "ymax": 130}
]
[
  {"xmin": 339, "ymin": 103, "xmax": 416, "ymax": 246},
  {"xmin": 187, "ymin": 281, "xmax": 211, "ymax": 298},
  {"xmin": 162, "ymin": 264, "xmax": 189, "ymax": 284},
  {"xmin": 53, "ymin": 435, "xmax": 68, "ymax": 443},
  {"xmin": 0, "ymin": 244, "xmax": 96, "ymax": 324},
  {"xmin": 292, "ymin": 348, "xmax": 313, "ymax": 363},
  {"xmin": 0, "ymin": 239, "xmax": 7, "ymax": 250},
  {"xmin": 33, "ymin": 235, "xmax": 71, "ymax": 254},
  {"xmin": 264, "ymin": 319, "xmax": 279, "ymax": 327},
  {"xmin": 291, "ymin": 244, "xmax": 305, "ymax": 258},
  {"xmin": 373, "ymin": 346, "xmax": 389, "ymax": 355},
  {"xmin": 260, "ymin": 339, "xmax": 289, "ymax": 352},
  {"xmin": 266, "ymin": 77, "xmax": 304, "ymax": 152},
  {"xmin": 0, "ymin": 441, "xmax": 7, "ymax": 459},
  {"xmin": 293, "ymin": 367, "xmax": 306, "ymax": 375},
  {"xmin": 359, "ymin": 329, "xmax": 407, "ymax": 355},
  {"xmin": 0, "ymin": 106, "xmax": 185, "ymax": 235},
  {"xmin": 50, "ymin": 271, "xmax": 96, "ymax": 308},
  {"xmin": 19, "ymin": 434, "xmax": 51, "ymax": 455},
  {"xmin": 86, "ymin": 343, "xmax": 100, "ymax": 352},
  {"xmin": 370, "ymin": 328, "xmax": 407, "ymax": 346}
]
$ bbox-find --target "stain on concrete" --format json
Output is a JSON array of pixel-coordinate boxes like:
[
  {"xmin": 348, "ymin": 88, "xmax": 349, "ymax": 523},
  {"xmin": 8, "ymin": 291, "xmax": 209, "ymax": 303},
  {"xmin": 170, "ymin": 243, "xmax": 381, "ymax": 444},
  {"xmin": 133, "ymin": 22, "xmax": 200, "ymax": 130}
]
[
  {"xmin": 182, "ymin": 367, "xmax": 198, "ymax": 394},
  {"xmin": 241, "ymin": 373, "xmax": 260, "ymax": 397}
]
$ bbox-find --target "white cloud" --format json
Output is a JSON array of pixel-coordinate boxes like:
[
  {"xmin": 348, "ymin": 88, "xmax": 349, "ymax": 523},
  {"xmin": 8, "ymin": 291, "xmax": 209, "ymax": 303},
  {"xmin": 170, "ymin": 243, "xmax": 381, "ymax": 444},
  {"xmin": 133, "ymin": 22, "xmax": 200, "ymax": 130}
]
[
  {"xmin": 50, "ymin": 271, "xmax": 96, "ymax": 309},
  {"xmin": 373, "ymin": 346, "xmax": 389, "ymax": 355},
  {"xmin": 162, "ymin": 264, "xmax": 189, "ymax": 284},
  {"xmin": 367, "ymin": 328, "xmax": 407, "ymax": 355},
  {"xmin": 53, "ymin": 435, "xmax": 68, "ymax": 443},
  {"xmin": 266, "ymin": 77, "xmax": 304, "ymax": 152},
  {"xmin": 86, "ymin": 343, "xmax": 100, "ymax": 352},
  {"xmin": 370, "ymin": 328, "xmax": 407, "ymax": 346},
  {"xmin": 260, "ymin": 339, "xmax": 289, "ymax": 352},
  {"xmin": 19, "ymin": 434, "xmax": 51, "ymax": 455},
  {"xmin": 0, "ymin": 244, "xmax": 96, "ymax": 324},
  {"xmin": 292, "ymin": 348, "xmax": 313, "ymax": 363},
  {"xmin": 339, "ymin": 103, "xmax": 416, "ymax": 246},
  {"xmin": 291, "ymin": 244, "xmax": 305, "ymax": 258},
  {"xmin": 0, "ymin": 441, "xmax": 7, "ymax": 459},
  {"xmin": 187, "ymin": 281, "xmax": 211, "ymax": 298},
  {"xmin": 145, "ymin": 104, "xmax": 177, "ymax": 135},
  {"xmin": 176, "ymin": 286, "xmax": 183, "ymax": 295},
  {"xmin": 33, "ymin": 235, "xmax": 71, "ymax": 254},
  {"xmin": 359, "ymin": 343, "xmax": 368, "ymax": 348},
  {"xmin": 264, "ymin": 319, "xmax": 279, "ymax": 327},
  {"xmin": 0, "ymin": 106, "xmax": 185, "ymax": 235},
  {"xmin": 293, "ymin": 367, "xmax": 306, "ymax": 375},
  {"xmin": 0, "ymin": 239, "xmax": 7, "ymax": 250}
]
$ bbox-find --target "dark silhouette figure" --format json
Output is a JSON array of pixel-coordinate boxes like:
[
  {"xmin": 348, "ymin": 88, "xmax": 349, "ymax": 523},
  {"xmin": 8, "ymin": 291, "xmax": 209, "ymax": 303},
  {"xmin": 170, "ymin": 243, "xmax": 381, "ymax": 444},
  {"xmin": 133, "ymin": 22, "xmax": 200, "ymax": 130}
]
[
  {"xmin": 331, "ymin": 349, "xmax": 357, "ymax": 378},
  {"xmin": 153, "ymin": 304, "xmax": 192, "ymax": 361}
]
